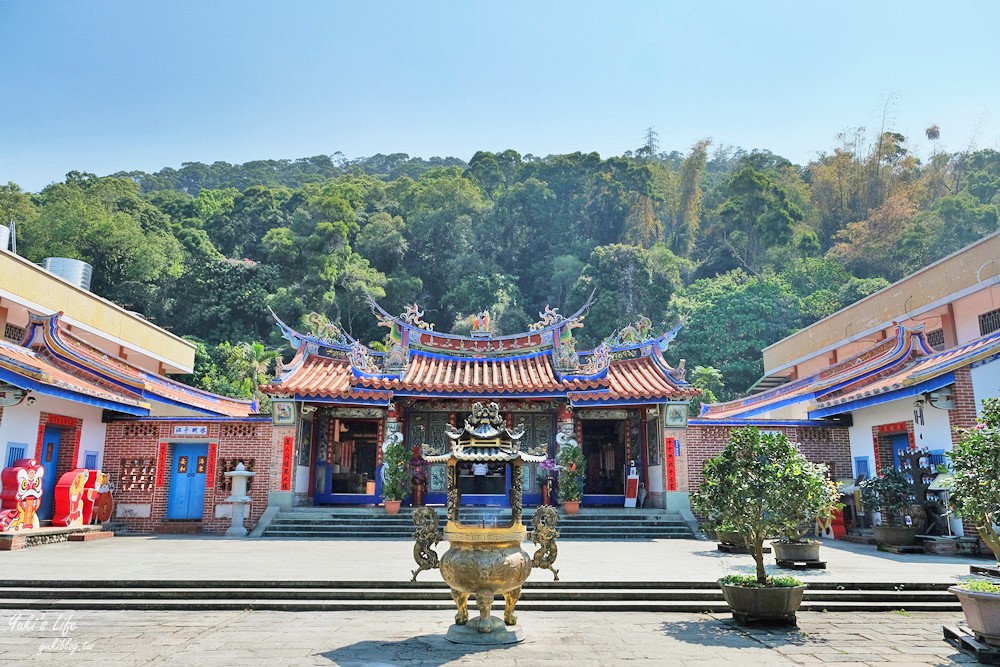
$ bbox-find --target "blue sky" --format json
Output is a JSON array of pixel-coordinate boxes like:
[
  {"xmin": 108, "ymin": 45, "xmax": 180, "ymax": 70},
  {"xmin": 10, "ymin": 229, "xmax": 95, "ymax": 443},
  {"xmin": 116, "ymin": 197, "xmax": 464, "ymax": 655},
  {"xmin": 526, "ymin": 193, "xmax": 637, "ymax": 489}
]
[{"xmin": 2, "ymin": 1, "xmax": 998, "ymax": 191}]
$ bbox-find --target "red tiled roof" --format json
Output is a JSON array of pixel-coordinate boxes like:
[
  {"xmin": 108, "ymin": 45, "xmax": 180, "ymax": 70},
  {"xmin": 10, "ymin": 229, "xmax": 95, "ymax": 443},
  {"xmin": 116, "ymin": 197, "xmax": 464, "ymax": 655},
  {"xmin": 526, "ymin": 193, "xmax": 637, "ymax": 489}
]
[
  {"xmin": 268, "ymin": 356, "xmax": 392, "ymax": 402},
  {"xmin": 700, "ymin": 324, "xmax": 931, "ymax": 421},
  {"xmin": 371, "ymin": 352, "xmax": 603, "ymax": 394},
  {"xmin": 571, "ymin": 355, "xmax": 699, "ymax": 402},
  {"xmin": 0, "ymin": 340, "xmax": 149, "ymax": 411},
  {"xmin": 270, "ymin": 349, "xmax": 694, "ymax": 403},
  {"xmin": 815, "ymin": 330, "xmax": 1000, "ymax": 410},
  {"xmin": 23, "ymin": 314, "xmax": 256, "ymax": 417}
]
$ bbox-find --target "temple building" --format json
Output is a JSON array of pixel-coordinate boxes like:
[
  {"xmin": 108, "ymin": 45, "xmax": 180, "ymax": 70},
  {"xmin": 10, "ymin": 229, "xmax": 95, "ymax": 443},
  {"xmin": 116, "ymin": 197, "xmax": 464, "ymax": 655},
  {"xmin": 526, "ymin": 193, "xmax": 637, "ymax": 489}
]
[{"xmin": 263, "ymin": 299, "xmax": 698, "ymax": 512}]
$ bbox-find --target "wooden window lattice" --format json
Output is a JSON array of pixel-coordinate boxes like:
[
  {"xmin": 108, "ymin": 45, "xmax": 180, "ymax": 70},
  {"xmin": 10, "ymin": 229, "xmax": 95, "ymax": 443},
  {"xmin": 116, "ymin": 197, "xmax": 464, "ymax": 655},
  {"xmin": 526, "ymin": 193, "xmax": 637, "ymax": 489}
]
[
  {"xmin": 120, "ymin": 457, "xmax": 156, "ymax": 491},
  {"xmin": 218, "ymin": 457, "xmax": 255, "ymax": 492}
]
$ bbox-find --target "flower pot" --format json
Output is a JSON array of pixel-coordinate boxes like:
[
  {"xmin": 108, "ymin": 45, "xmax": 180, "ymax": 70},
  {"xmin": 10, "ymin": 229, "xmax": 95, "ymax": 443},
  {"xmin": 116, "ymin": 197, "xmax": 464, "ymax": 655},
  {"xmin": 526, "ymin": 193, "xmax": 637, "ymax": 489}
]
[
  {"xmin": 562, "ymin": 501, "xmax": 580, "ymax": 515},
  {"xmin": 717, "ymin": 530, "xmax": 744, "ymax": 546},
  {"xmin": 949, "ymin": 586, "xmax": 1000, "ymax": 647},
  {"xmin": 872, "ymin": 525, "xmax": 918, "ymax": 547},
  {"xmin": 720, "ymin": 582, "xmax": 806, "ymax": 625},
  {"xmin": 772, "ymin": 540, "xmax": 821, "ymax": 562},
  {"xmin": 384, "ymin": 500, "xmax": 402, "ymax": 515}
]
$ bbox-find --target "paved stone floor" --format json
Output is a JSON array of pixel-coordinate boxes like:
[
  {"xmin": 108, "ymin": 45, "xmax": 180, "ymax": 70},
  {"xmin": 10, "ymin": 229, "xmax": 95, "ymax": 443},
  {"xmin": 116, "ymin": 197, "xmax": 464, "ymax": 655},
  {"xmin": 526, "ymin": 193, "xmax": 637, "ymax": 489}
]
[
  {"xmin": 0, "ymin": 535, "xmax": 988, "ymax": 583},
  {"xmin": 0, "ymin": 609, "xmax": 976, "ymax": 666}
]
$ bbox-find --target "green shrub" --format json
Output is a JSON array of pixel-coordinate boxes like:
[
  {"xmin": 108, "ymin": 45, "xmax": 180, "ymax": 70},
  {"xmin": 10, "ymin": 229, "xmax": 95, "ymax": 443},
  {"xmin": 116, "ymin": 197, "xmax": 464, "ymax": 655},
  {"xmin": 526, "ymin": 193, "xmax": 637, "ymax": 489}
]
[
  {"xmin": 859, "ymin": 467, "xmax": 915, "ymax": 527},
  {"xmin": 694, "ymin": 427, "xmax": 836, "ymax": 585},
  {"xmin": 556, "ymin": 445, "xmax": 586, "ymax": 502},
  {"xmin": 381, "ymin": 439, "xmax": 411, "ymax": 502},
  {"xmin": 718, "ymin": 574, "xmax": 803, "ymax": 589},
  {"xmin": 950, "ymin": 398, "xmax": 1000, "ymax": 565}
]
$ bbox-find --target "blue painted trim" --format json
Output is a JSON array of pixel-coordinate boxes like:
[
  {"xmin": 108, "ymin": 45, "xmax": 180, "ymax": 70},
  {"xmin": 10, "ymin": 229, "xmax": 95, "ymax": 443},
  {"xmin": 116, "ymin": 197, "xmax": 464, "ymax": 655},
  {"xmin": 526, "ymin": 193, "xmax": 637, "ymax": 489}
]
[
  {"xmin": 393, "ymin": 389, "xmax": 568, "ymax": 399},
  {"xmin": 139, "ymin": 391, "xmax": 237, "ymax": 416},
  {"xmin": 808, "ymin": 372, "xmax": 956, "ymax": 419},
  {"xmin": 313, "ymin": 494, "xmax": 382, "ymax": 504},
  {"xmin": 292, "ymin": 395, "xmax": 391, "ymax": 406},
  {"xmin": 689, "ymin": 418, "xmax": 838, "ymax": 428},
  {"xmin": 0, "ymin": 367, "xmax": 149, "ymax": 415},
  {"xmin": 409, "ymin": 348, "xmax": 552, "ymax": 363},
  {"xmin": 570, "ymin": 397, "xmax": 674, "ymax": 408},
  {"xmin": 582, "ymin": 494, "xmax": 626, "ymax": 507}
]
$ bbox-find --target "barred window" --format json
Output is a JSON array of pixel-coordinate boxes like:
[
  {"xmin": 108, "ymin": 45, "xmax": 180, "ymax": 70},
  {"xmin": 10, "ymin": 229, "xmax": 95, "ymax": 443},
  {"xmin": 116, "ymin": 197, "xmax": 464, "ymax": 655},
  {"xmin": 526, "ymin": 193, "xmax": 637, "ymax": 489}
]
[
  {"xmin": 981, "ymin": 307, "xmax": 1000, "ymax": 336},
  {"xmin": 926, "ymin": 328, "xmax": 945, "ymax": 351},
  {"xmin": 3, "ymin": 323, "xmax": 24, "ymax": 342}
]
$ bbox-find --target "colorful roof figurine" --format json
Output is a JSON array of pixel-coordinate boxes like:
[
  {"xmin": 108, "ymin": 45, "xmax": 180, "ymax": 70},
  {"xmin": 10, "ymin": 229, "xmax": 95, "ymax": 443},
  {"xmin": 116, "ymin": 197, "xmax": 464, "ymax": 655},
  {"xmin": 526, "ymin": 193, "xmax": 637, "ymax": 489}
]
[
  {"xmin": 264, "ymin": 298, "xmax": 697, "ymax": 406},
  {"xmin": 10, "ymin": 312, "xmax": 257, "ymax": 417},
  {"xmin": 423, "ymin": 401, "xmax": 547, "ymax": 463},
  {"xmin": 699, "ymin": 323, "xmax": 1000, "ymax": 422}
]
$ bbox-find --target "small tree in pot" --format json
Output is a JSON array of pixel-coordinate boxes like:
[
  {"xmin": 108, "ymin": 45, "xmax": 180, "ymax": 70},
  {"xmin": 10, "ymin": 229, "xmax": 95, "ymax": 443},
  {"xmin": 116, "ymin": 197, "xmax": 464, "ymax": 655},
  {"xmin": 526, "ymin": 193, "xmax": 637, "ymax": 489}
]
[
  {"xmin": 860, "ymin": 467, "xmax": 918, "ymax": 546},
  {"xmin": 694, "ymin": 428, "xmax": 833, "ymax": 623},
  {"xmin": 556, "ymin": 444, "xmax": 586, "ymax": 514},
  {"xmin": 772, "ymin": 461, "xmax": 842, "ymax": 563},
  {"xmin": 694, "ymin": 427, "xmax": 825, "ymax": 624},
  {"xmin": 381, "ymin": 438, "xmax": 411, "ymax": 515},
  {"xmin": 947, "ymin": 399, "xmax": 1000, "ymax": 645}
]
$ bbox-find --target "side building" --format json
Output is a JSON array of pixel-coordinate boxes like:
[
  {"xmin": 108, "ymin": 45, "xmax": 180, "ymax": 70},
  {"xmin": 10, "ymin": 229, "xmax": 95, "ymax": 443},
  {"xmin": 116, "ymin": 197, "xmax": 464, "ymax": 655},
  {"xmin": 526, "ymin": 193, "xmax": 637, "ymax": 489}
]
[
  {"xmin": 697, "ymin": 231, "xmax": 1000, "ymax": 535},
  {"xmin": 0, "ymin": 248, "xmax": 267, "ymax": 535}
]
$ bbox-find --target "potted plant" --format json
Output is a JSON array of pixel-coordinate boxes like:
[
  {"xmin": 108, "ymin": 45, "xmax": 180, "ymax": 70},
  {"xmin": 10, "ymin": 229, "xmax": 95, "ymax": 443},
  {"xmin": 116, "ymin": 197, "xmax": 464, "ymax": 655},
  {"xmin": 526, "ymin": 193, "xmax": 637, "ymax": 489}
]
[
  {"xmin": 949, "ymin": 398, "xmax": 1000, "ymax": 566},
  {"xmin": 859, "ymin": 467, "xmax": 918, "ymax": 546},
  {"xmin": 381, "ymin": 438, "xmax": 411, "ymax": 515},
  {"xmin": 556, "ymin": 444, "xmax": 586, "ymax": 515},
  {"xmin": 694, "ymin": 427, "xmax": 821, "ymax": 625},
  {"xmin": 771, "ymin": 466, "xmax": 842, "ymax": 564},
  {"xmin": 947, "ymin": 399, "xmax": 1000, "ymax": 643}
]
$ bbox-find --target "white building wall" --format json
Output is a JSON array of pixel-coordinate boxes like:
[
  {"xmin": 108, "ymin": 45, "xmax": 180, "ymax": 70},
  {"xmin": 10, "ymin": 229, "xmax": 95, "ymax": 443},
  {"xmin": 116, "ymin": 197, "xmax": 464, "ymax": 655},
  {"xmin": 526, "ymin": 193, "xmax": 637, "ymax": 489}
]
[
  {"xmin": 971, "ymin": 357, "xmax": 1000, "ymax": 414},
  {"xmin": 846, "ymin": 398, "xmax": 953, "ymax": 474},
  {"xmin": 0, "ymin": 394, "xmax": 107, "ymax": 495}
]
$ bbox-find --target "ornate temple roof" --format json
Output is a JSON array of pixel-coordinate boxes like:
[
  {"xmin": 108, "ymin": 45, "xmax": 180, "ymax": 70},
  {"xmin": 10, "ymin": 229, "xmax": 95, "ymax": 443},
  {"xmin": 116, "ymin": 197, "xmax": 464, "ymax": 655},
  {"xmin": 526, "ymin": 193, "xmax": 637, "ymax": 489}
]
[
  {"xmin": 264, "ymin": 300, "xmax": 697, "ymax": 406},
  {"xmin": 9, "ymin": 313, "xmax": 257, "ymax": 417},
  {"xmin": 699, "ymin": 323, "xmax": 1000, "ymax": 421},
  {"xmin": 0, "ymin": 339, "xmax": 150, "ymax": 414}
]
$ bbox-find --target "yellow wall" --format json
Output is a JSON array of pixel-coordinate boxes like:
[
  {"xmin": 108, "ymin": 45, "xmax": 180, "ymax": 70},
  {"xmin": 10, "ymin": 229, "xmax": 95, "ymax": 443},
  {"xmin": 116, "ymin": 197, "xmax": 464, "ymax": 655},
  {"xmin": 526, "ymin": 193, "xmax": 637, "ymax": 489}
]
[{"xmin": 0, "ymin": 250, "xmax": 194, "ymax": 373}]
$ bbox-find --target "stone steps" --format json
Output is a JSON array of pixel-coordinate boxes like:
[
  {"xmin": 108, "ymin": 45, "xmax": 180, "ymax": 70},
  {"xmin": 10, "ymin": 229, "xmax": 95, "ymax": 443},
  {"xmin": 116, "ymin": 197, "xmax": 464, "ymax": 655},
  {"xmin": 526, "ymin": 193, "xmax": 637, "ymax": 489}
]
[
  {"xmin": 262, "ymin": 507, "xmax": 696, "ymax": 540},
  {"xmin": 0, "ymin": 580, "xmax": 962, "ymax": 613}
]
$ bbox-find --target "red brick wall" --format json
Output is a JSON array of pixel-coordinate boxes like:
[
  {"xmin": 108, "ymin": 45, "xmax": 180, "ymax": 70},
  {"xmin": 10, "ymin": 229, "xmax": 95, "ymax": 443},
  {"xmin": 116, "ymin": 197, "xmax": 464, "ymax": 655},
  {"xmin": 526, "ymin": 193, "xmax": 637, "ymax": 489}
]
[
  {"xmin": 684, "ymin": 423, "xmax": 851, "ymax": 493},
  {"xmin": 950, "ymin": 365, "xmax": 979, "ymax": 447},
  {"xmin": 103, "ymin": 420, "xmax": 274, "ymax": 534}
]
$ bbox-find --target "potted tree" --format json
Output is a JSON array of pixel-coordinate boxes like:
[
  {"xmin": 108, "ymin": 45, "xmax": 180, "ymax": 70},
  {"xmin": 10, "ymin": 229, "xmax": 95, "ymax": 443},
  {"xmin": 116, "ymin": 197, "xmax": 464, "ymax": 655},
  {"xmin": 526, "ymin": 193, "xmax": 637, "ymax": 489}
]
[
  {"xmin": 771, "ymin": 466, "xmax": 842, "ymax": 564},
  {"xmin": 381, "ymin": 437, "xmax": 411, "ymax": 515},
  {"xmin": 947, "ymin": 398, "xmax": 1000, "ymax": 644},
  {"xmin": 860, "ymin": 467, "xmax": 918, "ymax": 547},
  {"xmin": 694, "ymin": 427, "xmax": 823, "ymax": 625},
  {"xmin": 556, "ymin": 444, "xmax": 586, "ymax": 515}
]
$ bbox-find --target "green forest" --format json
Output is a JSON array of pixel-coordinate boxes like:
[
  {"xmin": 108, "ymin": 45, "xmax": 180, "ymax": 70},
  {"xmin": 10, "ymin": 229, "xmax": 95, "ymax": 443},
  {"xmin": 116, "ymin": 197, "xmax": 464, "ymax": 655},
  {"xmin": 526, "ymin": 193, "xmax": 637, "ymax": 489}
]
[{"xmin": 3, "ymin": 128, "xmax": 999, "ymax": 406}]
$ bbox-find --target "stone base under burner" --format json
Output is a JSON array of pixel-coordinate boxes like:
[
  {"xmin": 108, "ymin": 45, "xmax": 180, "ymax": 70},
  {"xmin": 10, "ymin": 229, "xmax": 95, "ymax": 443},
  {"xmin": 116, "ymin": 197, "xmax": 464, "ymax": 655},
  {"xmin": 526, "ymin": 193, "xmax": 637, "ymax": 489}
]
[{"xmin": 445, "ymin": 617, "xmax": 525, "ymax": 645}]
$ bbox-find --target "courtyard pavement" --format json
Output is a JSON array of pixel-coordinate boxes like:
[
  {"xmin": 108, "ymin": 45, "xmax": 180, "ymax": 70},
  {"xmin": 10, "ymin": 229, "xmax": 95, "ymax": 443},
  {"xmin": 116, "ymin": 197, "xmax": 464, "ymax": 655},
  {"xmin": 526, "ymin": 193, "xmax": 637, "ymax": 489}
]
[
  {"xmin": 0, "ymin": 534, "xmax": 987, "ymax": 583},
  {"xmin": 0, "ymin": 609, "xmax": 977, "ymax": 666}
]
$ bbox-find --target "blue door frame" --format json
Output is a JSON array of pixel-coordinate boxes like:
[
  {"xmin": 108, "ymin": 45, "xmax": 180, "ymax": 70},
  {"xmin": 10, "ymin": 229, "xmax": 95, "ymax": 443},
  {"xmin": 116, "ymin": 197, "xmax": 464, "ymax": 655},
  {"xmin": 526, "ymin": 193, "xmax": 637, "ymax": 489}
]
[
  {"xmin": 38, "ymin": 426, "xmax": 62, "ymax": 519},
  {"xmin": 167, "ymin": 443, "xmax": 208, "ymax": 519}
]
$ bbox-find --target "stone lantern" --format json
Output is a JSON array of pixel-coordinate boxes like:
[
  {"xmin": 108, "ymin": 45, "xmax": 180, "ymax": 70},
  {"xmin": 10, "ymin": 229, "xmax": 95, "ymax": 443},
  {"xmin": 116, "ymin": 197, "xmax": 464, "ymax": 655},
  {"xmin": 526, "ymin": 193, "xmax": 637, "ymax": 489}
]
[{"xmin": 224, "ymin": 462, "xmax": 255, "ymax": 537}]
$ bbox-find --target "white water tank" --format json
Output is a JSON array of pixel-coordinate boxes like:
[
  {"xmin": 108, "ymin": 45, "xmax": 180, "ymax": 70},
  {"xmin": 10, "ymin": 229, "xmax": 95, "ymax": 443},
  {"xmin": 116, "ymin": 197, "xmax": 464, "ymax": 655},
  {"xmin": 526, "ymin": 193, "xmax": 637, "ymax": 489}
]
[
  {"xmin": 42, "ymin": 257, "xmax": 93, "ymax": 291},
  {"xmin": 0, "ymin": 225, "xmax": 9, "ymax": 252}
]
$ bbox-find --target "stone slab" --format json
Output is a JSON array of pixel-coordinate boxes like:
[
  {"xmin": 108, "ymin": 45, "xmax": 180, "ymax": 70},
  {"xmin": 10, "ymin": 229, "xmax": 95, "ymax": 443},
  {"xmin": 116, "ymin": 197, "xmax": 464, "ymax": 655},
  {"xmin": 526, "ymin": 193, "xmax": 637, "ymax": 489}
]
[
  {"xmin": 445, "ymin": 616, "xmax": 524, "ymax": 644},
  {"xmin": 67, "ymin": 531, "xmax": 114, "ymax": 542}
]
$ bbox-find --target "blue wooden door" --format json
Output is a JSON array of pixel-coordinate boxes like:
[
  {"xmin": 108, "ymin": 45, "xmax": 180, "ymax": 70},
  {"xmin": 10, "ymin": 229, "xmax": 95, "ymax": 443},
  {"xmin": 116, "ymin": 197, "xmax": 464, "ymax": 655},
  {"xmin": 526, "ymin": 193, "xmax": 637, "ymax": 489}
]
[
  {"xmin": 891, "ymin": 433, "xmax": 909, "ymax": 470},
  {"xmin": 38, "ymin": 426, "xmax": 62, "ymax": 519},
  {"xmin": 167, "ymin": 443, "xmax": 208, "ymax": 519}
]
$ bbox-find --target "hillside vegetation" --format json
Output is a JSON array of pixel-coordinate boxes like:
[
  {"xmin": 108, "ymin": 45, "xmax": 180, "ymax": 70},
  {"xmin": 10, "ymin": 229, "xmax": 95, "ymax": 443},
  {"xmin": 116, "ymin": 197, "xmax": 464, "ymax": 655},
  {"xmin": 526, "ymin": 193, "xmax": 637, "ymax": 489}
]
[{"xmin": 3, "ymin": 130, "xmax": 998, "ymax": 402}]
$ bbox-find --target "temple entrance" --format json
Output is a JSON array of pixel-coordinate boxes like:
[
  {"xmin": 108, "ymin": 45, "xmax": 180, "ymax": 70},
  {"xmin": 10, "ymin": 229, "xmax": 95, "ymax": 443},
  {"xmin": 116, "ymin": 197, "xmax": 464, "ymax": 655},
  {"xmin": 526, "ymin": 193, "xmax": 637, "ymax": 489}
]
[
  {"xmin": 457, "ymin": 460, "xmax": 510, "ymax": 506},
  {"xmin": 581, "ymin": 419, "xmax": 626, "ymax": 497},
  {"xmin": 313, "ymin": 418, "xmax": 380, "ymax": 503}
]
